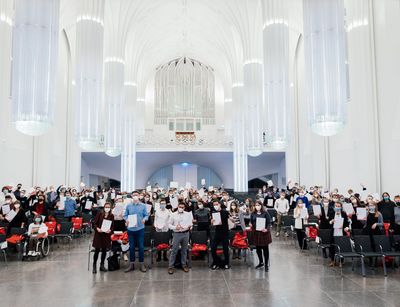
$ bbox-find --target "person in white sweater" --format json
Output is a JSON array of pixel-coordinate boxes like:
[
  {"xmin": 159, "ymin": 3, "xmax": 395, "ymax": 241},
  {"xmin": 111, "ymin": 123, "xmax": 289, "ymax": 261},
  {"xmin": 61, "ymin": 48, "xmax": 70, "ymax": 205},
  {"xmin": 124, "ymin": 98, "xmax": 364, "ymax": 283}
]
[
  {"xmin": 154, "ymin": 200, "xmax": 171, "ymax": 261},
  {"xmin": 274, "ymin": 191, "xmax": 289, "ymax": 237}
]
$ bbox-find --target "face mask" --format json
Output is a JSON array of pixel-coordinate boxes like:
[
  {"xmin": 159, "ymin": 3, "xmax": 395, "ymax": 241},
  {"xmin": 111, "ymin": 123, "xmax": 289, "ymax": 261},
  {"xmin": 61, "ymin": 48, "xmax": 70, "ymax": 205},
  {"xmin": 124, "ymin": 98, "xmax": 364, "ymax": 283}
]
[
  {"xmin": 198, "ymin": 204, "xmax": 203, "ymax": 209},
  {"xmin": 35, "ymin": 218, "xmax": 41, "ymax": 223},
  {"xmin": 14, "ymin": 204, "xmax": 20, "ymax": 209},
  {"xmin": 335, "ymin": 207, "xmax": 341, "ymax": 212},
  {"xmin": 280, "ymin": 195, "xmax": 285, "ymax": 199},
  {"xmin": 178, "ymin": 207, "xmax": 184, "ymax": 213},
  {"xmin": 255, "ymin": 205, "xmax": 261, "ymax": 211},
  {"xmin": 384, "ymin": 197, "xmax": 389, "ymax": 201},
  {"xmin": 104, "ymin": 208, "xmax": 111, "ymax": 213},
  {"xmin": 66, "ymin": 195, "xmax": 71, "ymax": 199},
  {"xmin": 299, "ymin": 193, "xmax": 304, "ymax": 197},
  {"xmin": 369, "ymin": 206, "xmax": 376, "ymax": 213},
  {"xmin": 245, "ymin": 201, "xmax": 249, "ymax": 205},
  {"xmin": 160, "ymin": 204, "xmax": 166, "ymax": 210},
  {"xmin": 213, "ymin": 205, "xmax": 220, "ymax": 211}
]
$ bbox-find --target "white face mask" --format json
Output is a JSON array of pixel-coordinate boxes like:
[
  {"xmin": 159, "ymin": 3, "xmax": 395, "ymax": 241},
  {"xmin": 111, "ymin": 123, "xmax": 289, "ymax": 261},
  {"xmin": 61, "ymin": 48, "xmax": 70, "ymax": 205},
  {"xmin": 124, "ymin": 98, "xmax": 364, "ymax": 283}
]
[
  {"xmin": 213, "ymin": 205, "xmax": 220, "ymax": 211},
  {"xmin": 104, "ymin": 208, "xmax": 111, "ymax": 213},
  {"xmin": 198, "ymin": 204, "xmax": 204, "ymax": 209},
  {"xmin": 178, "ymin": 207, "xmax": 184, "ymax": 213}
]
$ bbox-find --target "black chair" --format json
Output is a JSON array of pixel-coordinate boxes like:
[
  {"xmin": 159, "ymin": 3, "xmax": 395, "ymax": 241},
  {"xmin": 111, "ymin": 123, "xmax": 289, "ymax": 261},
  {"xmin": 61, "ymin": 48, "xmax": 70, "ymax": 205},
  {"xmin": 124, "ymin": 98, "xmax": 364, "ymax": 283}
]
[
  {"xmin": 281, "ymin": 215, "xmax": 295, "ymax": 242},
  {"xmin": 332, "ymin": 236, "xmax": 365, "ymax": 276},
  {"xmin": 373, "ymin": 235, "xmax": 400, "ymax": 268},
  {"xmin": 354, "ymin": 235, "xmax": 387, "ymax": 276},
  {"xmin": 55, "ymin": 222, "xmax": 73, "ymax": 249},
  {"xmin": 189, "ymin": 230, "xmax": 209, "ymax": 267},
  {"xmin": 392, "ymin": 235, "xmax": 400, "ymax": 251},
  {"xmin": 316, "ymin": 229, "xmax": 332, "ymax": 261},
  {"xmin": 245, "ymin": 230, "xmax": 256, "ymax": 267},
  {"xmin": 0, "ymin": 234, "xmax": 7, "ymax": 265},
  {"xmin": 352, "ymin": 229, "xmax": 364, "ymax": 237},
  {"xmin": 150, "ymin": 231, "xmax": 171, "ymax": 267},
  {"xmin": 82, "ymin": 213, "xmax": 93, "ymax": 234}
]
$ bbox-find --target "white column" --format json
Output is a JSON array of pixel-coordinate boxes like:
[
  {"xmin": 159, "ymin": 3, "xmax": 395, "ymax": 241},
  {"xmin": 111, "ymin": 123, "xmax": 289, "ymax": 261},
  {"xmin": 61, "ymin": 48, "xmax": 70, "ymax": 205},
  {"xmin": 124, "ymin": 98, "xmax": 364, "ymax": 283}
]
[{"xmin": 232, "ymin": 84, "xmax": 248, "ymax": 192}]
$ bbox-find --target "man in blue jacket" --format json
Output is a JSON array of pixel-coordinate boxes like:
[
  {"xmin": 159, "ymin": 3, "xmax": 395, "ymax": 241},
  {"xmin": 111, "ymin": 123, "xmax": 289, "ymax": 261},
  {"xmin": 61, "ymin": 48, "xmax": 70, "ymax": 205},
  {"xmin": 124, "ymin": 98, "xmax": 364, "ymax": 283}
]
[{"xmin": 124, "ymin": 194, "xmax": 149, "ymax": 272}]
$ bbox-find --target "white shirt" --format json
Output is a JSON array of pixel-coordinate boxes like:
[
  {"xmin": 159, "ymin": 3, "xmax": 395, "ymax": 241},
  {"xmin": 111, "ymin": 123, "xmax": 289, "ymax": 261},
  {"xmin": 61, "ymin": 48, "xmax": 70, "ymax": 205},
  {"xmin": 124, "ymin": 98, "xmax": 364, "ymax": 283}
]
[
  {"xmin": 154, "ymin": 209, "xmax": 171, "ymax": 232},
  {"xmin": 28, "ymin": 223, "xmax": 48, "ymax": 236},
  {"xmin": 168, "ymin": 211, "xmax": 193, "ymax": 232},
  {"xmin": 274, "ymin": 198, "xmax": 289, "ymax": 214}
]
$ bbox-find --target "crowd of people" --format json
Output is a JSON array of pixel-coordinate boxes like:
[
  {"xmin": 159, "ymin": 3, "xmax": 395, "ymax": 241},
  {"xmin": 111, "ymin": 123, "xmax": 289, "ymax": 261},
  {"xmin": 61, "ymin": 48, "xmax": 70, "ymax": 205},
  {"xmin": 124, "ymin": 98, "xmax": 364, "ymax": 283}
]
[{"xmin": 1, "ymin": 181, "xmax": 399, "ymax": 275}]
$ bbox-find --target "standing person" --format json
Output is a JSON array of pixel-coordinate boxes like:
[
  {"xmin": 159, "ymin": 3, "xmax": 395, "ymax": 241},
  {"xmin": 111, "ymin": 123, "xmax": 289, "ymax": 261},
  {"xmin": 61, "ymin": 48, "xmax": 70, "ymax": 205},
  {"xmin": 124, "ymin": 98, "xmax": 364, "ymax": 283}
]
[
  {"xmin": 124, "ymin": 195, "xmax": 148, "ymax": 273},
  {"xmin": 92, "ymin": 202, "xmax": 114, "ymax": 273},
  {"xmin": 378, "ymin": 192, "xmax": 395, "ymax": 230},
  {"xmin": 328, "ymin": 202, "xmax": 349, "ymax": 266},
  {"xmin": 250, "ymin": 201, "xmax": 272, "ymax": 271},
  {"xmin": 363, "ymin": 201, "xmax": 383, "ymax": 236},
  {"xmin": 154, "ymin": 199, "xmax": 171, "ymax": 262},
  {"xmin": 293, "ymin": 199, "xmax": 308, "ymax": 250},
  {"xmin": 168, "ymin": 202, "xmax": 193, "ymax": 274},
  {"xmin": 63, "ymin": 191, "xmax": 77, "ymax": 221},
  {"xmin": 193, "ymin": 200, "xmax": 211, "ymax": 232},
  {"xmin": 274, "ymin": 191, "xmax": 289, "ymax": 237},
  {"xmin": 80, "ymin": 190, "xmax": 97, "ymax": 214},
  {"xmin": 210, "ymin": 200, "xmax": 230, "ymax": 270}
]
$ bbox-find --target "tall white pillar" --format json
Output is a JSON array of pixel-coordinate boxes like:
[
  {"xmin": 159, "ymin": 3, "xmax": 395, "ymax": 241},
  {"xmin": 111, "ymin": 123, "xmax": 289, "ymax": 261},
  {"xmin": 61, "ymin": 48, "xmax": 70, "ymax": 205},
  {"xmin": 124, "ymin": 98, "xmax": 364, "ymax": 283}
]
[{"xmin": 232, "ymin": 84, "xmax": 248, "ymax": 192}]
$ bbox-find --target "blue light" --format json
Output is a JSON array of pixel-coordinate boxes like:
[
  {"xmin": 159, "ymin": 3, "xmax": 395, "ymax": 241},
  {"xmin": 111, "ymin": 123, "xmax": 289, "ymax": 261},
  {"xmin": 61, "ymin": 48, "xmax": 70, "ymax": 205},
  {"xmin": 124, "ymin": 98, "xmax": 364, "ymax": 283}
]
[{"xmin": 181, "ymin": 162, "xmax": 190, "ymax": 167}]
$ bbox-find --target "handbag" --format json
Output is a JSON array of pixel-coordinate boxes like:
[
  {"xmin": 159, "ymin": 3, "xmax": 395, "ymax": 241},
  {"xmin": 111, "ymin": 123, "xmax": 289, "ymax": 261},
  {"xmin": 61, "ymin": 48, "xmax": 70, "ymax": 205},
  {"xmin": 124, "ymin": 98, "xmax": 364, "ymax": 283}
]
[{"xmin": 107, "ymin": 254, "xmax": 120, "ymax": 271}]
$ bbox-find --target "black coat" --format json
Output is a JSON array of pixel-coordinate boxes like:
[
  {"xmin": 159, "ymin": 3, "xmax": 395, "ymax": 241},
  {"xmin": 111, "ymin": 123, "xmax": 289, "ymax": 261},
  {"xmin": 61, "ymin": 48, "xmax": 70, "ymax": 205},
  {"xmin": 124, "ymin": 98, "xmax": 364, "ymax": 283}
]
[
  {"xmin": 92, "ymin": 212, "xmax": 114, "ymax": 249},
  {"xmin": 319, "ymin": 206, "xmax": 335, "ymax": 229}
]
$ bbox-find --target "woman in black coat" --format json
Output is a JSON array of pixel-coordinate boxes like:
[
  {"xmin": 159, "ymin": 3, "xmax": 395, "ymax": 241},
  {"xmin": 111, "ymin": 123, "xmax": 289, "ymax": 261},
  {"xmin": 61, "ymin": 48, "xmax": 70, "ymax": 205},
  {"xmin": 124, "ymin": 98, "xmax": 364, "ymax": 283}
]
[
  {"xmin": 92, "ymin": 202, "xmax": 114, "ymax": 273},
  {"xmin": 250, "ymin": 200, "xmax": 272, "ymax": 272}
]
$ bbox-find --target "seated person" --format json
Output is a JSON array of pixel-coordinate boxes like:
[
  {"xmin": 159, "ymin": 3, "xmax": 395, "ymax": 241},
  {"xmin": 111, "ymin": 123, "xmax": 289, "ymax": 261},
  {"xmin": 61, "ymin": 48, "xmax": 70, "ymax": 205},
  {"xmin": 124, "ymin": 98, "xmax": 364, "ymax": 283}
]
[{"xmin": 27, "ymin": 215, "xmax": 48, "ymax": 256}]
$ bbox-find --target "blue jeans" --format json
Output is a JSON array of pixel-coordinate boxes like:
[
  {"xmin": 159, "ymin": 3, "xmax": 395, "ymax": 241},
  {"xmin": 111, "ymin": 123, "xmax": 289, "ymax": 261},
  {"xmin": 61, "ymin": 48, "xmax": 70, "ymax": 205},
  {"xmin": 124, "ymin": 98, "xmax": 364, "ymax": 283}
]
[{"xmin": 128, "ymin": 228, "xmax": 145, "ymax": 263}]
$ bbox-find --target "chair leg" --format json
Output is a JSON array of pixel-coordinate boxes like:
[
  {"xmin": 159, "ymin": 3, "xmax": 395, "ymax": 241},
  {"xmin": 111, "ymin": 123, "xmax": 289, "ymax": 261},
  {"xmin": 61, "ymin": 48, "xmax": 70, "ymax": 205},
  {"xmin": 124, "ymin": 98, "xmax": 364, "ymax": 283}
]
[
  {"xmin": 361, "ymin": 256, "xmax": 366, "ymax": 277},
  {"xmin": 382, "ymin": 256, "xmax": 387, "ymax": 276}
]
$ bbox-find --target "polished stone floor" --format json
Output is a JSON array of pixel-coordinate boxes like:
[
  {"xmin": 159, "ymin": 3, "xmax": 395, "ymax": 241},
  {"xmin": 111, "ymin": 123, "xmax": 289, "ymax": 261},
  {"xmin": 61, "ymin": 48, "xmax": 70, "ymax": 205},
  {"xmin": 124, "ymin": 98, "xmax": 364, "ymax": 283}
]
[{"xmin": 1, "ymin": 235, "xmax": 400, "ymax": 307}]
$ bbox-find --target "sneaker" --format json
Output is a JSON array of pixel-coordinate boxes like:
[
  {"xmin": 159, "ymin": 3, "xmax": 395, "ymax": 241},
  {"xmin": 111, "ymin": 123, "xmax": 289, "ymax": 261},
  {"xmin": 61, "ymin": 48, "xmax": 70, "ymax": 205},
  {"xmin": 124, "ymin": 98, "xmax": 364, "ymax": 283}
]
[
  {"xmin": 28, "ymin": 251, "xmax": 33, "ymax": 256},
  {"xmin": 255, "ymin": 263, "xmax": 264, "ymax": 269},
  {"xmin": 276, "ymin": 232, "xmax": 280, "ymax": 237},
  {"xmin": 211, "ymin": 264, "xmax": 219, "ymax": 271},
  {"xmin": 168, "ymin": 267, "xmax": 174, "ymax": 275},
  {"xmin": 124, "ymin": 263, "xmax": 135, "ymax": 273},
  {"xmin": 224, "ymin": 264, "xmax": 230, "ymax": 270},
  {"xmin": 139, "ymin": 263, "xmax": 147, "ymax": 273},
  {"xmin": 182, "ymin": 266, "xmax": 189, "ymax": 273},
  {"xmin": 123, "ymin": 254, "xmax": 128, "ymax": 262},
  {"xmin": 265, "ymin": 265, "xmax": 269, "ymax": 272}
]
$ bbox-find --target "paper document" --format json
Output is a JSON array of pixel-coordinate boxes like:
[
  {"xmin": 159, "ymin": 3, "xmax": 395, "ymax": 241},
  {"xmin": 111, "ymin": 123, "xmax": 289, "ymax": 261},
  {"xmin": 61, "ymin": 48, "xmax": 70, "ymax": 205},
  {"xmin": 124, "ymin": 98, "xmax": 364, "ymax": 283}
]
[
  {"xmin": 1, "ymin": 204, "xmax": 10, "ymax": 215},
  {"xmin": 146, "ymin": 204, "xmax": 152, "ymax": 214},
  {"xmin": 85, "ymin": 200, "xmax": 93, "ymax": 210},
  {"xmin": 198, "ymin": 189, "xmax": 205, "ymax": 198},
  {"xmin": 5, "ymin": 209, "xmax": 17, "ymax": 222},
  {"xmin": 59, "ymin": 197, "xmax": 65, "ymax": 210},
  {"xmin": 312, "ymin": 205, "xmax": 321, "ymax": 216},
  {"xmin": 101, "ymin": 219, "xmax": 112, "ymax": 232},
  {"xmin": 343, "ymin": 203, "xmax": 355, "ymax": 215},
  {"xmin": 111, "ymin": 193, "xmax": 115, "ymax": 200},
  {"xmin": 154, "ymin": 202, "xmax": 160, "ymax": 212},
  {"xmin": 300, "ymin": 208, "xmax": 308, "ymax": 219},
  {"xmin": 334, "ymin": 216, "xmax": 344, "ymax": 229},
  {"xmin": 256, "ymin": 217, "xmax": 266, "ymax": 231},
  {"xmin": 356, "ymin": 207, "xmax": 367, "ymax": 220},
  {"xmin": 127, "ymin": 214, "xmax": 138, "ymax": 227},
  {"xmin": 146, "ymin": 185, "xmax": 152, "ymax": 193},
  {"xmin": 212, "ymin": 212, "xmax": 222, "ymax": 225},
  {"xmin": 267, "ymin": 199, "xmax": 274, "ymax": 207},
  {"xmin": 98, "ymin": 199, "xmax": 105, "ymax": 207}
]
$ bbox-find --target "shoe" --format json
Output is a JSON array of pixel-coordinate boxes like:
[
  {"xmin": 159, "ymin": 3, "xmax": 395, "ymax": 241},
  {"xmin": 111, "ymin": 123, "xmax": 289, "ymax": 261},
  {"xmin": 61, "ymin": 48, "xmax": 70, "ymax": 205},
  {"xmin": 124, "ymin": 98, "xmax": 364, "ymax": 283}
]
[
  {"xmin": 139, "ymin": 262, "xmax": 147, "ymax": 272},
  {"xmin": 92, "ymin": 265, "xmax": 97, "ymax": 274},
  {"xmin": 265, "ymin": 265, "xmax": 269, "ymax": 272},
  {"xmin": 156, "ymin": 256, "xmax": 161, "ymax": 262},
  {"xmin": 123, "ymin": 254, "xmax": 128, "ymax": 262},
  {"xmin": 211, "ymin": 264, "xmax": 219, "ymax": 271},
  {"xmin": 255, "ymin": 263, "xmax": 264, "ymax": 269},
  {"xmin": 276, "ymin": 232, "xmax": 280, "ymax": 237},
  {"xmin": 182, "ymin": 266, "xmax": 189, "ymax": 273},
  {"xmin": 168, "ymin": 267, "xmax": 174, "ymax": 275},
  {"xmin": 33, "ymin": 251, "xmax": 40, "ymax": 257},
  {"xmin": 224, "ymin": 265, "xmax": 230, "ymax": 270},
  {"xmin": 100, "ymin": 264, "xmax": 107, "ymax": 272},
  {"xmin": 124, "ymin": 263, "xmax": 135, "ymax": 273}
]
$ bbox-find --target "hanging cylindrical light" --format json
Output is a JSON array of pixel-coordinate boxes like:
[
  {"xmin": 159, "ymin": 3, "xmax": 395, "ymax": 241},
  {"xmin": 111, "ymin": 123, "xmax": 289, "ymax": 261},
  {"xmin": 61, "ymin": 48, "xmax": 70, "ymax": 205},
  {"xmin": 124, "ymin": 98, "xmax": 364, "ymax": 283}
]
[
  {"xmin": 104, "ymin": 58, "xmax": 124, "ymax": 157},
  {"xmin": 75, "ymin": 0, "xmax": 105, "ymax": 150},
  {"xmin": 11, "ymin": 0, "xmax": 60, "ymax": 136},
  {"xmin": 244, "ymin": 62, "xmax": 264, "ymax": 157},
  {"xmin": 262, "ymin": 0, "xmax": 290, "ymax": 149},
  {"xmin": 303, "ymin": 0, "xmax": 347, "ymax": 136}
]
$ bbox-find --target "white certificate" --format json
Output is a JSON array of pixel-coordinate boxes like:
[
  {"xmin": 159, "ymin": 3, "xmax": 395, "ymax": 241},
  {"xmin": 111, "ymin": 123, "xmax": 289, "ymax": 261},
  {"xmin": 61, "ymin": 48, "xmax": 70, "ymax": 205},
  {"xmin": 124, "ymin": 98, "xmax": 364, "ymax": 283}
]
[
  {"xmin": 111, "ymin": 193, "xmax": 116, "ymax": 200},
  {"xmin": 300, "ymin": 208, "xmax": 308, "ymax": 219},
  {"xmin": 101, "ymin": 219, "xmax": 112, "ymax": 232},
  {"xmin": 267, "ymin": 199, "xmax": 274, "ymax": 207},
  {"xmin": 59, "ymin": 197, "xmax": 65, "ymax": 210},
  {"xmin": 1, "ymin": 204, "xmax": 10, "ymax": 215},
  {"xmin": 334, "ymin": 216, "xmax": 344, "ymax": 229},
  {"xmin": 97, "ymin": 199, "xmax": 105, "ymax": 207},
  {"xmin": 146, "ymin": 204, "xmax": 152, "ymax": 214},
  {"xmin": 343, "ymin": 203, "xmax": 354, "ymax": 215},
  {"xmin": 154, "ymin": 202, "xmax": 160, "ymax": 212},
  {"xmin": 312, "ymin": 205, "xmax": 321, "ymax": 216},
  {"xmin": 212, "ymin": 212, "xmax": 222, "ymax": 225},
  {"xmin": 198, "ymin": 189, "xmax": 205, "ymax": 198},
  {"xmin": 85, "ymin": 200, "xmax": 93, "ymax": 210},
  {"xmin": 127, "ymin": 214, "xmax": 138, "ymax": 227},
  {"xmin": 356, "ymin": 207, "xmax": 367, "ymax": 220},
  {"xmin": 5, "ymin": 209, "xmax": 17, "ymax": 222},
  {"xmin": 170, "ymin": 197, "xmax": 179, "ymax": 209},
  {"xmin": 256, "ymin": 217, "xmax": 266, "ymax": 231},
  {"xmin": 201, "ymin": 178, "xmax": 206, "ymax": 186},
  {"xmin": 146, "ymin": 185, "xmax": 152, "ymax": 193}
]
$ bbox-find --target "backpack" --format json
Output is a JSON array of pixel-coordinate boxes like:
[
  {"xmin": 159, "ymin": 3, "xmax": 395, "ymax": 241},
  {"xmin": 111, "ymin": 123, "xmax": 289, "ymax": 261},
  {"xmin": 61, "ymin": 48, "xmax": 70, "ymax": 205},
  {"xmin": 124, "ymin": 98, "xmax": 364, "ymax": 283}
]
[{"xmin": 107, "ymin": 254, "xmax": 120, "ymax": 271}]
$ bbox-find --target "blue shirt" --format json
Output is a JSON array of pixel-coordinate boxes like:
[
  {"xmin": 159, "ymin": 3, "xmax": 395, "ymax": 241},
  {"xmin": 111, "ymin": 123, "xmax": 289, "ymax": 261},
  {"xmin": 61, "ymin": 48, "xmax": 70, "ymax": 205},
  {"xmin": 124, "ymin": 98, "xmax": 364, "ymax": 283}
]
[
  {"xmin": 124, "ymin": 202, "xmax": 148, "ymax": 231},
  {"xmin": 64, "ymin": 198, "xmax": 77, "ymax": 217}
]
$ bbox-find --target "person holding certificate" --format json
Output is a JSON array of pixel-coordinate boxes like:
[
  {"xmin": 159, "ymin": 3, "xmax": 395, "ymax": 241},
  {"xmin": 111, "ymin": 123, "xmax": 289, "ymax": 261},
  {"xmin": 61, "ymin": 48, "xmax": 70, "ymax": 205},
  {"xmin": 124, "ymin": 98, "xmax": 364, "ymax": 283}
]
[
  {"xmin": 80, "ymin": 189, "xmax": 97, "ymax": 214},
  {"xmin": 293, "ymin": 200, "xmax": 309, "ymax": 250},
  {"xmin": 250, "ymin": 201, "xmax": 272, "ymax": 271},
  {"xmin": 124, "ymin": 195, "xmax": 149, "ymax": 273},
  {"xmin": 362, "ymin": 201, "xmax": 383, "ymax": 236},
  {"xmin": 328, "ymin": 202, "xmax": 350, "ymax": 266},
  {"xmin": 92, "ymin": 202, "xmax": 114, "ymax": 273},
  {"xmin": 210, "ymin": 200, "xmax": 230, "ymax": 270},
  {"xmin": 1, "ymin": 200, "xmax": 27, "ymax": 236}
]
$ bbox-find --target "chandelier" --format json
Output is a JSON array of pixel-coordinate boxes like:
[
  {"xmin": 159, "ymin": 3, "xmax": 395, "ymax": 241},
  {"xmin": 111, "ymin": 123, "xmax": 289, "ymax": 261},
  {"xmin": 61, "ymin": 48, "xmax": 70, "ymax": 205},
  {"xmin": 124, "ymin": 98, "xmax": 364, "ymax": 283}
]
[{"xmin": 175, "ymin": 132, "xmax": 196, "ymax": 145}]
